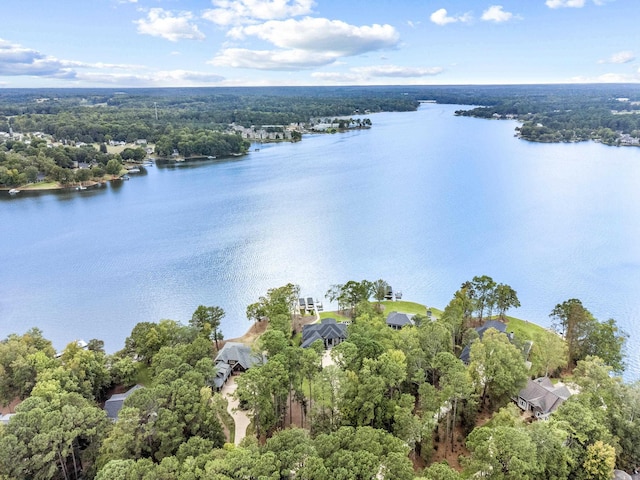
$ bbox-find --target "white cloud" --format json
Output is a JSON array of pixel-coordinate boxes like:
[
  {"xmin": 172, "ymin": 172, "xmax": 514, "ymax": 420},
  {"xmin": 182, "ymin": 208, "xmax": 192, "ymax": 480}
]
[
  {"xmin": 234, "ymin": 17, "xmax": 399, "ymax": 55},
  {"xmin": 77, "ymin": 70, "xmax": 225, "ymax": 86},
  {"xmin": 571, "ymin": 72, "xmax": 640, "ymax": 83},
  {"xmin": 0, "ymin": 38, "xmax": 76, "ymax": 78},
  {"xmin": 599, "ymin": 51, "xmax": 635, "ymax": 64},
  {"xmin": 202, "ymin": 0, "xmax": 314, "ymax": 26},
  {"xmin": 545, "ymin": 0, "xmax": 586, "ymax": 8},
  {"xmin": 430, "ymin": 8, "xmax": 472, "ymax": 26},
  {"xmin": 135, "ymin": 8, "xmax": 205, "ymax": 42},
  {"xmin": 351, "ymin": 65, "xmax": 443, "ymax": 78},
  {"xmin": 311, "ymin": 64, "xmax": 443, "ymax": 84},
  {"xmin": 210, "ymin": 48, "xmax": 336, "ymax": 70},
  {"xmin": 481, "ymin": 5, "xmax": 515, "ymax": 22}
]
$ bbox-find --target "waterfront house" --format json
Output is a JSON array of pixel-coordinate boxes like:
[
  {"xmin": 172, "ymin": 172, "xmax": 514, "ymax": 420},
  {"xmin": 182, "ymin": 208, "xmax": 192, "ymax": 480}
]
[
  {"xmin": 213, "ymin": 342, "xmax": 266, "ymax": 389},
  {"xmin": 300, "ymin": 318, "xmax": 347, "ymax": 349},
  {"xmin": 515, "ymin": 377, "xmax": 571, "ymax": 419},
  {"xmin": 386, "ymin": 311, "xmax": 413, "ymax": 330}
]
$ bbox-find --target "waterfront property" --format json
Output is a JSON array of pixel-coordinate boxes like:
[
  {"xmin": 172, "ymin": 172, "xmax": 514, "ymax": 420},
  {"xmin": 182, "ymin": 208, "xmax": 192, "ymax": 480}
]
[
  {"xmin": 213, "ymin": 342, "xmax": 267, "ymax": 389},
  {"xmin": 515, "ymin": 377, "xmax": 572, "ymax": 419},
  {"xmin": 300, "ymin": 318, "xmax": 347, "ymax": 349},
  {"xmin": 386, "ymin": 311, "xmax": 413, "ymax": 330}
]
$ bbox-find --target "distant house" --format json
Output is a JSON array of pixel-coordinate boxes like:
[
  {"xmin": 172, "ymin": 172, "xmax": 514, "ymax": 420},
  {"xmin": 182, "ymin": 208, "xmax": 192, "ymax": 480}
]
[
  {"xmin": 301, "ymin": 318, "xmax": 347, "ymax": 349},
  {"xmin": 460, "ymin": 320, "xmax": 509, "ymax": 364},
  {"xmin": 386, "ymin": 311, "xmax": 413, "ymax": 330},
  {"xmin": 213, "ymin": 342, "xmax": 266, "ymax": 389},
  {"xmin": 104, "ymin": 384, "xmax": 144, "ymax": 421},
  {"xmin": 515, "ymin": 377, "xmax": 571, "ymax": 420}
]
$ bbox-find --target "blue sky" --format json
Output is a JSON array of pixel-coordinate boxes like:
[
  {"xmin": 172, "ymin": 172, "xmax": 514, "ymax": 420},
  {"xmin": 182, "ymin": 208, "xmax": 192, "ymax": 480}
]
[{"xmin": 0, "ymin": 0, "xmax": 638, "ymax": 88}]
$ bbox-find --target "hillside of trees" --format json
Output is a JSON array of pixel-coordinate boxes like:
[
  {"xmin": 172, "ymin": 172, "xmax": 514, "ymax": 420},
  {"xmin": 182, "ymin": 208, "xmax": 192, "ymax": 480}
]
[{"xmin": 0, "ymin": 277, "xmax": 635, "ymax": 479}]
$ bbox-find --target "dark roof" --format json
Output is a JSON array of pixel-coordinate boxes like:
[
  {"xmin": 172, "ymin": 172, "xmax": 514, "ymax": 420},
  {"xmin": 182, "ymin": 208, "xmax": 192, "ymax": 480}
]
[
  {"xmin": 104, "ymin": 384, "xmax": 143, "ymax": 420},
  {"xmin": 518, "ymin": 377, "xmax": 571, "ymax": 415},
  {"xmin": 214, "ymin": 342, "xmax": 266, "ymax": 370},
  {"xmin": 460, "ymin": 320, "xmax": 508, "ymax": 364},
  {"xmin": 301, "ymin": 318, "xmax": 347, "ymax": 348},
  {"xmin": 386, "ymin": 311, "xmax": 413, "ymax": 328},
  {"xmin": 213, "ymin": 362, "xmax": 232, "ymax": 389}
]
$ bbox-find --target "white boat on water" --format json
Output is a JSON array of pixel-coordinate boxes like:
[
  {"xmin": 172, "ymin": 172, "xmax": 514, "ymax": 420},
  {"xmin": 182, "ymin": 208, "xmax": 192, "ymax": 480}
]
[
  {"xmin": 207, "ymin": 156, "xmax": 216, "ymax": 159},
  {"xmin": 8, "ymin": 189, "xmax": 20, "ymax": 195},
  {"xmin": 76, "ymin": 185, "xmax": 87, "ymax": 191},
  {"xmin": 128, "ymin": 168, "xmax": 140, "ymax": 173}
]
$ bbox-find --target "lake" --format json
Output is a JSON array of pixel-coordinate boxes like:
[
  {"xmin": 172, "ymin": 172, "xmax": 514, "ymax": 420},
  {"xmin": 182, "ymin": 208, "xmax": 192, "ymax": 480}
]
[{"xmin": 1, "ymin": 103, "xmax": 639, "ymax": 381}]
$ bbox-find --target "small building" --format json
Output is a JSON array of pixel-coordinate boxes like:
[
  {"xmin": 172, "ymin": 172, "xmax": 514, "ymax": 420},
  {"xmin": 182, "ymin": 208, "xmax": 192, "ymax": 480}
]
[
  {"xmin": 515, "ymin": 377, "xmax": 571, "ymax": 420},
  {"xmin": 386, "ymin": 311, "xmax": 413, "ymax": 330},
  {"xmin": 301, "ymin": 318, "xmax": 347, "ymax": 349},
  {"xmin": 104, "ymin": 384, "xmax": 144, "ymax": 421}
]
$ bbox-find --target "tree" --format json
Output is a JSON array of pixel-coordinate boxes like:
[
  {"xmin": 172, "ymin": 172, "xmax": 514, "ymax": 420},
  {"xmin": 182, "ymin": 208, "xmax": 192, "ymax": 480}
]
[
  {"xmin": 190, "ymin": 305, "xmax": 225, "ymax": 349},
  {"xmin": 372, "ymin": 279, "xmax": 389, "ymax": 307},
  {"xmin": 469, "ymin": 275, "xmax": 497, "ymax": 321},
  {"xmin": 468, "ymin": 329, "xmax": 528, "ymax": 409},
  {"xmin": 495, "ymin": 283, "xmax": 520, "ymax": 320},
  {"xmin": 550, "ymin": 298, "xmax": 594, "ymax": 366},
  {"xmin": 105, "ymin": 158, "xmax": 122, "ymax": 175},
  {"xmin": 325, "ymin": 280, "xmax": 373, "ymax": 318},
  {"xmin": 583, "ymin": 440, "xmax": 616, "ymax": 480},
  {"xmin": 464, "ymin": 425, "xmax": 537, "ymax": 479},
  {"xmin": 0, "ymin": 391, "xmax": 110, "ymax": 480},
  {"xmin": 550, "ymin": 299, "xmax": 627, "ymax": 370},
  {"xmin": 0, "ymin": 328, "xmax": 56, "ymax": 405},
  {"xmin": 530, "ymin": 330, "xmax": 568, "ymax": 377}
]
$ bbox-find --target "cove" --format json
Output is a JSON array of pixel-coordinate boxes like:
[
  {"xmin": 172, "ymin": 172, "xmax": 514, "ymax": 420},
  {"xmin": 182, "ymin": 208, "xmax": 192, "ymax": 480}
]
[{"xmin": 1, "ymin": 103, "xmax": 639, "ymax": 380}]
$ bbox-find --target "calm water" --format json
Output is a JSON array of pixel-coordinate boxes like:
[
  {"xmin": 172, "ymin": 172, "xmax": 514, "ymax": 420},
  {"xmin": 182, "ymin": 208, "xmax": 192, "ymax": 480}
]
[{"xmin": 1, "ymin": 104, "xmax": 639, "ymax": 380}]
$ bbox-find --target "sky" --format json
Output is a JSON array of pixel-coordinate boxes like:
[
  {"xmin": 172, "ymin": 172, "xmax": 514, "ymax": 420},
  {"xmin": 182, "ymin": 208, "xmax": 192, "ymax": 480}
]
[{"xmin": 0, "ymin": 0, "xmax": 638, "ymax": 88}]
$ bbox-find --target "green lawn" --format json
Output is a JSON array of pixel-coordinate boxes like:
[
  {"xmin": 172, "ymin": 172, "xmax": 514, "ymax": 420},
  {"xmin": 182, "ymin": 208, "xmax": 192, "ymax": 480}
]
[
  {"xmin": 504, "ymin": 315, "xmax": 549, "ymax": 342},
  {"xmin": 380, "ymin": 300, "xmax": 442, "ymax": 318}
]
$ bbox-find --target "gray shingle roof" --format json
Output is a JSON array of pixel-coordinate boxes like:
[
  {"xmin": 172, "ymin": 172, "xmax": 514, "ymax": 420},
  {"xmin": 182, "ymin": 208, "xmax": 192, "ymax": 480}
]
[
  {"xmin": 518, "ymin": 377, "xmax": 571, "ymax": 416},
  {"xmin": 214, "ymin": 342, "xmax": 265, "ymax": 371},
  {"xmin": 386, "ymin": 311, "xmax": 413, "ymax": 328},
  {"xmin": 301, "ymin": 318, "xmax": 347, "ymax": 348},
  {"xmin": 104, "ymin": 384, "xmax": 143, "ymax": 420}
]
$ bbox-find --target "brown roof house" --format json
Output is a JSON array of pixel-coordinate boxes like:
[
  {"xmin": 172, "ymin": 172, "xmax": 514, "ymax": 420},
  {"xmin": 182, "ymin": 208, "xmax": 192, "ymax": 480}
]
[{"xmin": 515, "ymin": 377, "xmax": 571, "ymax": 420}]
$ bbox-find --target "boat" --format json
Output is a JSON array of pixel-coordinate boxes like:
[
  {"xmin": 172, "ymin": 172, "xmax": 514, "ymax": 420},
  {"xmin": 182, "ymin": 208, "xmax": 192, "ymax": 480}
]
[
  {"xmin": 143, "ymin": 162, "xmax": 153, "ymax": 167},
  {"xmin": 128, "ymin": 168, "xmax": 140, "ymax": 173},
  {"xmin": 75, "ymin": 185, "xmax": 87, "ymax": 191},
  {"xmin": 207, "ymin": 156, "xmax": 216, "ymax": 159},
  {"xmin": 121, "ymin": 175, "xmax": 130, "ymax": 180},
  {"xmin": 8, "ymin": 189, "xmax": 20, "ymax": 195}
]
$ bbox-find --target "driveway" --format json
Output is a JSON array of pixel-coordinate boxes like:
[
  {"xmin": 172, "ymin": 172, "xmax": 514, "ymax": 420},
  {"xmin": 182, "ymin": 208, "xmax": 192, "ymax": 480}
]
[{"xmin": 220, "ymin": 375, "xmax": 250, "ymax": 445}]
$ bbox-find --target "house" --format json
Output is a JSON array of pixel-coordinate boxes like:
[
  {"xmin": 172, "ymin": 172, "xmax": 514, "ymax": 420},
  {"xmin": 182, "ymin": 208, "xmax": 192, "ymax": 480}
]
[
  {"xmin": 104, "ymin": 384, "xmax": 144, "ymax": 420},
  {"xmin": 214, "ymin": 342, "xmax": 266, "ymax": 373},
  {"xmin": 386, "ymin": 311, "xmax": 413, "ymax": 330},
  {"xmin": 213, "ymin": 342, "xmax": 266, "ymax": 389},
  {"xmin": 460, "ymin": 320, "xmax": 508, "ymax": 364},
  {"xmin": 301, "ymin": 318, "xmax": 347, "ymax": 349},
  {"xmin": 515, "ymin": 377, "xmax": 571, "ymax": 420}
]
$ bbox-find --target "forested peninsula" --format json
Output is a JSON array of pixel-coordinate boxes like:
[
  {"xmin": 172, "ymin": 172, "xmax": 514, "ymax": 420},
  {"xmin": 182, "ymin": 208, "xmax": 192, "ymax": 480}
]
[
  {"xmin": 3, "ymin": 84, "xmax": 640, "ymax": 190},
  {"xmin": 0, "ymin": 277, "xmax": 636, "ymax": 480}
]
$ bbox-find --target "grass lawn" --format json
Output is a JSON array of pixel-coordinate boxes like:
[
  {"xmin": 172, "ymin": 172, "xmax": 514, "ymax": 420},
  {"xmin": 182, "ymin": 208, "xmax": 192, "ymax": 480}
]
[
  {"xmin": 380, "ymin": 300, "xmax": 443, "ymax": 318},
  {"xmin": 504, "ymin": 315, "xmax": 549, "ymax": 342}
]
